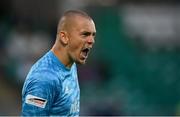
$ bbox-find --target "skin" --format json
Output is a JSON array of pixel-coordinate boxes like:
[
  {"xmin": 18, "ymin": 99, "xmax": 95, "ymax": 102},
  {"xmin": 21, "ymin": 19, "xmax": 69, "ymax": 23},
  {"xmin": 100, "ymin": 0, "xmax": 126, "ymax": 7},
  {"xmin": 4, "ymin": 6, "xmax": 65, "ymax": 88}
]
[{"xmin": 51, "ymin": 14, "xmax": 96, "ymax": 68}]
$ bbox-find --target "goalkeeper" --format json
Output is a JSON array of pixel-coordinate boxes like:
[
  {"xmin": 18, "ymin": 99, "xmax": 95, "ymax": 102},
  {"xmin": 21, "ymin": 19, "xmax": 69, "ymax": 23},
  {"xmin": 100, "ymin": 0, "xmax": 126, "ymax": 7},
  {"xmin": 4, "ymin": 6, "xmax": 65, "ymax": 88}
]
[{"xmin": 21, "ymin": 9, "xmax": 96, "ymax": 116}]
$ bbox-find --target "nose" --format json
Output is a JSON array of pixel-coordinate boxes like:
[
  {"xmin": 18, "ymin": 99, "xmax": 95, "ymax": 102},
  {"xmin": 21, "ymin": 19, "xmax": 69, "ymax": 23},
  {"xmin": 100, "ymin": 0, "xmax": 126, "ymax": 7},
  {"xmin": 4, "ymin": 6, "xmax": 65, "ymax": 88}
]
[{"xmin": 87, "ymin": 36, "xmax": 95, "ymax": 45}]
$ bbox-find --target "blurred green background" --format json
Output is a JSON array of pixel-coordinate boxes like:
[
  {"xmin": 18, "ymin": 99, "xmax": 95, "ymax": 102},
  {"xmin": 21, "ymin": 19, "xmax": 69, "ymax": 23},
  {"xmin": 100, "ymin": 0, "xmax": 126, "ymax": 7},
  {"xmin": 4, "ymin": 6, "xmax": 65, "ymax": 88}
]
[{"xmin": 0, "ymin": 0, "xmax": 180, "ymax": 115}]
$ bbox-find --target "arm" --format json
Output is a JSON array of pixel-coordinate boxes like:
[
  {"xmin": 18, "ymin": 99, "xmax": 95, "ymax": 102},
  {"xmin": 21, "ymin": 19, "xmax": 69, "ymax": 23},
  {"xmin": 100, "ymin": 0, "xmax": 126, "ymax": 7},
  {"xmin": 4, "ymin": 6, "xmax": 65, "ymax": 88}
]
[{"xmin": 22, "ymin": 72, "xmax": 56, "ymax": 116}]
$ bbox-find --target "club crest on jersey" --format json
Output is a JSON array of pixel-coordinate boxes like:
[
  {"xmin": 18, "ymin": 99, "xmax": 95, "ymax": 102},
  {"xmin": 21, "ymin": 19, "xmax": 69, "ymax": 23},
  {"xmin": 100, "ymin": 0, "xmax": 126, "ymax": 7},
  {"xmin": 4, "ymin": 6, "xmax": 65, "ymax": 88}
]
[{"xmin": 25, "ymin": 94, "xmax": 47, "ymax": 108}]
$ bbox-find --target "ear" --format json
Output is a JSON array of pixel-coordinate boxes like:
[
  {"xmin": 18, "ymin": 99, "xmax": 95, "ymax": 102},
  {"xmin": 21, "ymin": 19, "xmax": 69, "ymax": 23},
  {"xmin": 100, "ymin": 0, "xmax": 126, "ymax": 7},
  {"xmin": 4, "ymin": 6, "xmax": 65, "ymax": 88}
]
[{"xmin": 59, "ymin": 31, "xmax": 69, "ymax": 45}]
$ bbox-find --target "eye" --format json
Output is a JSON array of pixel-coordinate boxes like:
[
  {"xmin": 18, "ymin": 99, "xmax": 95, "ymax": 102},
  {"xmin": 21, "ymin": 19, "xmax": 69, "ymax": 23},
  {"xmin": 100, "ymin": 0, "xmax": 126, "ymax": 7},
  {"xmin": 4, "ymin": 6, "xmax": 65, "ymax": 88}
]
[
  {"xmin": 92, "ymin": 32, "xmax": 96, "ymax": 37},
  {"xmin": 81, "ymin": 32, "xmax": 91, "ymax": 37}
]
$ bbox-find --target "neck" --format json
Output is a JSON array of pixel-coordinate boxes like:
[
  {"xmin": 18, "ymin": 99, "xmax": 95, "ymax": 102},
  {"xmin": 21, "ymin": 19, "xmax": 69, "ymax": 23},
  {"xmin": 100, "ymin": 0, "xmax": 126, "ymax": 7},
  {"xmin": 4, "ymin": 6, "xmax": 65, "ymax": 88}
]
[{"xmin": 51, "ymin": 43, "xmax": 73, "ymax": 68}]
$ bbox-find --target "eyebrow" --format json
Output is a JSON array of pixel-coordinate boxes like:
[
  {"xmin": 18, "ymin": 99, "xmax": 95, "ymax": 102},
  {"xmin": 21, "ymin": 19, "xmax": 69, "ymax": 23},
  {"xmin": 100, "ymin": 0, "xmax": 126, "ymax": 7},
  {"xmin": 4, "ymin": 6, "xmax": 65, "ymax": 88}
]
[{"xmin": 80, "ymin": 31, "xmax": 96, "ymax": 36}]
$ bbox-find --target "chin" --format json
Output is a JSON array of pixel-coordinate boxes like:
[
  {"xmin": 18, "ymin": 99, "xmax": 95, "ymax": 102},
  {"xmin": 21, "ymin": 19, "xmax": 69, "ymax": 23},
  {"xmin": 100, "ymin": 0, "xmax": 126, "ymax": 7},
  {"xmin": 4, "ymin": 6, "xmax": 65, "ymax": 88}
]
[{"xmin": 76, "ymin": 59, "xmax": 86, "ymax": 65}]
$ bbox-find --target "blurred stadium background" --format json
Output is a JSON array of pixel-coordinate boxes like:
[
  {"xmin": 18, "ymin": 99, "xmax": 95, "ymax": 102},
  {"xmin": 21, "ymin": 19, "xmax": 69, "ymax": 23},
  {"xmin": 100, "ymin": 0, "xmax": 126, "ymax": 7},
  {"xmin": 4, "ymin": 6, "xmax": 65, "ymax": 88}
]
[{"xmin": 0, "ymin": 0, "xmax": 180, "ymax": 115}]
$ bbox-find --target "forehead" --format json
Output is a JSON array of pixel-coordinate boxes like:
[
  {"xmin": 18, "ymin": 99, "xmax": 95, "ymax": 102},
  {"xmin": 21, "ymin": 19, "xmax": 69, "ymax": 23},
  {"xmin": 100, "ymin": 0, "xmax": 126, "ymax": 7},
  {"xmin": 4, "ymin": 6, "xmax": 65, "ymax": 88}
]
[{"xmin": 71, "ymin": 16, "xmax": 96, "ymax": 32}]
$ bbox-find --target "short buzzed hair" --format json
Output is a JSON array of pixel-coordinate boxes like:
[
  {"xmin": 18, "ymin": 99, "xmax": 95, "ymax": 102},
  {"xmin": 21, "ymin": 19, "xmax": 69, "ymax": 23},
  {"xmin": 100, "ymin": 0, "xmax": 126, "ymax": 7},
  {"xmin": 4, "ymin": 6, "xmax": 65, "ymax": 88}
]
[
  {"xmin": 62, "ymin": 10, "xmax": 91, "ymax": 20},
  {"xmin": 57, "ymin": 10, "xmax": 93, "ymax": 33}
]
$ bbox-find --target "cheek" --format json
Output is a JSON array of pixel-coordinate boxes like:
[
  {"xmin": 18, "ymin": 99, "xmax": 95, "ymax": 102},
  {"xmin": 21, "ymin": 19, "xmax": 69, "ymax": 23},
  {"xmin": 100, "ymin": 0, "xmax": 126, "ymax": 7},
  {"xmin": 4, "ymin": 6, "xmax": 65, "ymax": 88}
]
[{"xmin": 69, "ymin": 38, "xmax": 84, "ymax": 53}]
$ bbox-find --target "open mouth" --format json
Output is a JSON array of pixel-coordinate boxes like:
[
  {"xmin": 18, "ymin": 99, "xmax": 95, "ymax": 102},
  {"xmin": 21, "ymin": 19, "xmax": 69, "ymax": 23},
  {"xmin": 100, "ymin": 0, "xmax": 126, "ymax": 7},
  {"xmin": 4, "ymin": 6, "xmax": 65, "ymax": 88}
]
[{"xmin": 81, "ymin": 48, "xmax": 90, "ymax": 59}]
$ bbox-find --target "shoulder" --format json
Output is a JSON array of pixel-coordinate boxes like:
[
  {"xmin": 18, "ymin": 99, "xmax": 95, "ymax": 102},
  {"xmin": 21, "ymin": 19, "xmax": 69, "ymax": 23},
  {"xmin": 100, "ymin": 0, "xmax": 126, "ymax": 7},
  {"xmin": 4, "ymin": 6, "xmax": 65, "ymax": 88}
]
[
  {"xmin": 22, "ymin": 69, "xmax": 62, "ymax": 102},
  {"xmin": 27, "ymin": 52, "xmax": 61, "ymax": 83},
  {"xmin": 25, "ymin": 69, "xmax": 61, "ymax": 89}
]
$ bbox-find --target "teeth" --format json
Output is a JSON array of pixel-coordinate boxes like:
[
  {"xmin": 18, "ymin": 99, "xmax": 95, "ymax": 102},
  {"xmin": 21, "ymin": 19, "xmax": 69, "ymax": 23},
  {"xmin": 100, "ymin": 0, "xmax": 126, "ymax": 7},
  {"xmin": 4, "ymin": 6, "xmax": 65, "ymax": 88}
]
[
  {"xmin": 81, "ymin": 48, "xmax": 90, "ymax": 58},
  {"xmin": 83, "ymin": 48, "xmax": 89, "ymax": 52},
  {"xmin": 81, "ymin": 47, "xmax": 91, "ymax": 59},
  {"xmin": 85, "ymin": 49, "xmax": 89, "ymax": 52}
]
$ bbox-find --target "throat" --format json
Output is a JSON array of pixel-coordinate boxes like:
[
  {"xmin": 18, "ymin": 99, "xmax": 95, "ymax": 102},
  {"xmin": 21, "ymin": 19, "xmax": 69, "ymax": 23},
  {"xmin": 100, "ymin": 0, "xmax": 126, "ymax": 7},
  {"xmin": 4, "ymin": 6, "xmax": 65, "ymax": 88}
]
[{"xmin": 51, "ymin": 48, "xmax": 74, "ymax": 69}]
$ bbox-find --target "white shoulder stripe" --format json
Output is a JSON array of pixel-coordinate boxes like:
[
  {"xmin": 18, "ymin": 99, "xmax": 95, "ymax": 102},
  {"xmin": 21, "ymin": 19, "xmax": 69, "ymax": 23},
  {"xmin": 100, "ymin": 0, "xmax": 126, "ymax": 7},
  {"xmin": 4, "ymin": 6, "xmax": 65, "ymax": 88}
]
[{"xmin": 25, "ymin": 94, "xmax": 47, "ymax": 108}]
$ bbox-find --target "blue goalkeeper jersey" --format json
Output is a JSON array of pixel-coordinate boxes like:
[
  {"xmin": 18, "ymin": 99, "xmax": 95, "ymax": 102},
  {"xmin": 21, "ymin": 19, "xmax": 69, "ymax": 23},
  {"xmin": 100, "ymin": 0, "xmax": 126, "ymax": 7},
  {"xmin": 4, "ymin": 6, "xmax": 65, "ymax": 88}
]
[{"xmin": 22, "ymin": 51, "xmax": 80, "ymax": 116}]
